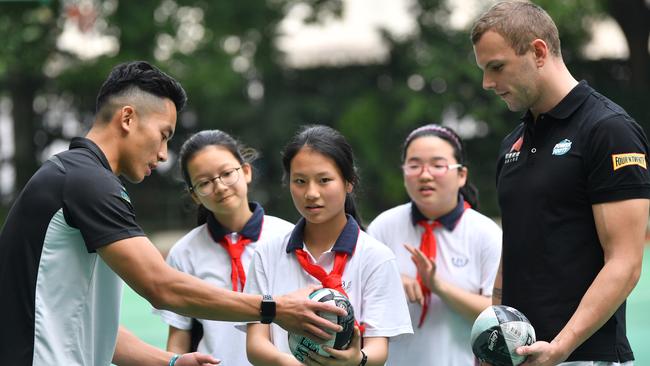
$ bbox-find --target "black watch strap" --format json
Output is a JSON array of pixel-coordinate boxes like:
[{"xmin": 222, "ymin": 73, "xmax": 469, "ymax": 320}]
[
  {"xmin": 260, "ymin": 294, "xmax": 275, "ymax": 324},
  {"xmin": 359, "ymin": 350, "xmax": 368, "ymax": 366}
]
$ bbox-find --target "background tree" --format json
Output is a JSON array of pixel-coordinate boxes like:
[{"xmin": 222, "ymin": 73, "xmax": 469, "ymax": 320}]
[
  {"xmin": 0, "ymin": 1, "xmax": 61, "ymax": 199},
  {"xmin": 1, "ymin": 0, "xmax": 648, "ymax": 228},
  {"xmin": 605, "ymin": 0, "xmax": 650, "ymax": 91}
]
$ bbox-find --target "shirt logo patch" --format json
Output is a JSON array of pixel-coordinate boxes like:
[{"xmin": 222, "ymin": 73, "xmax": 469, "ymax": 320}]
[
  {"xmin": 120, "ymin": 189, "xmax": 132, "ymax": 203},
  {"xmin": 451, "ymin": 257, "xmax": 469, "ymax": 267},
  {"xmin": 341, "ymin": 280, "xmax": 352, "ymax": 291},
  {"xmin": 612, "ymin": 153, "xmax": 647, "ymax": 171},
  {"xmin": 504, "ymin": 135, "xmax": 523, "ymax": 164},
  {"xmin": 552, "ymin": 139, "xmax": 572, "ymax": 156},
  {"xmin": 504, "ymin": 151, "xmax": 520, "ymax": 164}
]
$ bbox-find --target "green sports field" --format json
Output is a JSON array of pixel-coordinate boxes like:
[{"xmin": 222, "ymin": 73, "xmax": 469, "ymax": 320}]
[{"xmin": 119, "ymin": 247, "xmax": 650, "ymax": 363}]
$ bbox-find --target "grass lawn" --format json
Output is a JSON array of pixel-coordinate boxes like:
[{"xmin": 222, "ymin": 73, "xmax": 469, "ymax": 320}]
[{"xmin": 119, "ymin": 286, "xmax": 168, "ymax": 349}]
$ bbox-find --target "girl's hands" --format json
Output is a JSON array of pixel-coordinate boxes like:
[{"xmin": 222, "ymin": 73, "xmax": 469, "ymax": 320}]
[{"xmin": 303, "ymin": 326, "xmax": 362, "ymax": 366}]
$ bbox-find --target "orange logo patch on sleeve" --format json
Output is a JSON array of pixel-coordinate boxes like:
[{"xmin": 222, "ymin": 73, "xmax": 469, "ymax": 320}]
[{"xmin": 612, "ymin": 153, "xmax": 647, "ymax": 170}]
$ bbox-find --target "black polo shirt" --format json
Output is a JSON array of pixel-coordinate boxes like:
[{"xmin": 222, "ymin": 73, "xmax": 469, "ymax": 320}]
[
  {"xmin": 496, "ymin": 81, "xmax": 650, "ymax": 362},
  {"xmin": 0, "ymin": 137, "xmax": 144, "ymax": 365}
]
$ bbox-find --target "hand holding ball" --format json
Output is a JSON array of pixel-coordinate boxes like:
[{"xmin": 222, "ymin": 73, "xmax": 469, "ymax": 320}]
[
  {"xmin": 471, "ymin": 305, "xmax": 536, "ymax": 366},
  {"xmin": 287, "ymin": 288, "xmax": 356, "ymax": 362}
]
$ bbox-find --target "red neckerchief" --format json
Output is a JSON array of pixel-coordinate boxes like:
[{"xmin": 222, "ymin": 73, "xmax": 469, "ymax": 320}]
[
  {"xmin": 294, "ymin": 247, "xmax": 365, "ymax": 335},
  {"xmin": 416, "ymin": 201, "xmax": 470, "ymax": 327},
  {"xmin": 218, "ymin": 233, "xmax": 252, "ymax": 292},
  {"xmin": 294, "ymin": 250, "xmax": 349, "ymax": 295}
]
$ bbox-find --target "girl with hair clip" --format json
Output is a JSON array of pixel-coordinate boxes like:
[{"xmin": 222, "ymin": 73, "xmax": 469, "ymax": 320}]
[
  {"xmin": 245, "ymin": 125, "xmax": 413, "ymax": 366},
  {"xmin": 367, "ymin": 124, "xmax": 502, "ymax": 366},
  {"xmin": 154, "ymin": 130, "xmax": 294, "ymax": 365}
]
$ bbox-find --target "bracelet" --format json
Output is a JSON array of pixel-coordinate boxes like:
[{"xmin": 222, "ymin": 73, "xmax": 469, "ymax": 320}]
[
  {"xmin": 359, "ymin": 349, "xmax": 368, "ymax": 366},
  {"xmin": 169, "ymin": 354, "xmax": 181, "ymax": 366}
]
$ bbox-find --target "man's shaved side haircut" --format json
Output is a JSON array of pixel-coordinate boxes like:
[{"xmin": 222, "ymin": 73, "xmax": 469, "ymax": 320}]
[{"xmin": 95, "ymin": 61, "xmax": 187, "ymax": 123}]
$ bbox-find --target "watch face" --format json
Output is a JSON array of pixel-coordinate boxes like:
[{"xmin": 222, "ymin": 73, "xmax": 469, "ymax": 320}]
[{"xmin": 261, "ymin": 295, "xmax": 276, "ymax": 324}]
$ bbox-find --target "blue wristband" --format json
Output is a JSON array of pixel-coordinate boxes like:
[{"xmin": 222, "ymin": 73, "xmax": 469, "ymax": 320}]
[{"xmin": 169, "ymin": 354, "xmax": 181, "ymax": 366}]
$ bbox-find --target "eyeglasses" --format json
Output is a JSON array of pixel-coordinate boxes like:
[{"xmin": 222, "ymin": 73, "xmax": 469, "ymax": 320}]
[
  {"xmin": 402, "ymin": 160, "xmax": 463, "ymax": 177},
  {"xmin": 190, "ymin": 167, "xmax": 242, "ymax": 196}
]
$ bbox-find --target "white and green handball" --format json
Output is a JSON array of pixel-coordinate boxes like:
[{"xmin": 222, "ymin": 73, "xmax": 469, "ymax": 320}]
[
  {"xmin": 288, "ymin": 288, "xmax": 355, "ymax": 362},
  {"xmin": 471, "ymin": 305, "xmax": 536, "ymax": 366}
]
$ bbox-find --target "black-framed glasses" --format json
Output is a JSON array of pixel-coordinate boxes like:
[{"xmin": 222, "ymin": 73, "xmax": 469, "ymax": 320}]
[
  {"xmin": 190, "ymin": 167, "xmax": 242, "ymax": 196},
  {"xmin": 402, "ymin": 159, "xmax": 462, "ymax": 177}
]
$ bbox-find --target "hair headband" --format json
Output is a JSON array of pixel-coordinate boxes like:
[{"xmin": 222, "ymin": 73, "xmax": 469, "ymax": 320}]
[{"xmin": 405, "ymin": 124, "xmax": 463, "ymax": 152}]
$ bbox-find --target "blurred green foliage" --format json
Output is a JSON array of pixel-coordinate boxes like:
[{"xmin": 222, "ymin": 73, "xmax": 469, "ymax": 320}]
[{"xmin": 0, "ymin": 0, "xmax": 648, "ymax": 231}]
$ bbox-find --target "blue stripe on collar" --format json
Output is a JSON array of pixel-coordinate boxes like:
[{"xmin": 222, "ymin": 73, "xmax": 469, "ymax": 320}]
[
  {"xmin": 207, "ymin": 202, "xmax": 265, "ymax": 241},
  {"xmin": 285, "ymin": 215, "xmax": 360, "ymax": 255},
  {"xmin": 410, "ymin": 194, "xmax": 466, "ymax": 231}
]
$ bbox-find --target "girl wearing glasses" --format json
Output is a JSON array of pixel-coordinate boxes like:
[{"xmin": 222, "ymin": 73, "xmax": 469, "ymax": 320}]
[
  {"xmin": 245, "ymin": 125, "xmax": 412, "ymax": 366},
  {"xmin": 154, "ymin": 130, "xmax": 293, "ymax": 365},
  {"xmin": 367, "ymin": 124, "xmax": 502, "ymax": 366}
]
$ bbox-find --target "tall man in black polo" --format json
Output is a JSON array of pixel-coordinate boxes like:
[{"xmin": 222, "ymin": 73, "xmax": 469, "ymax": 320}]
[
  {"xmin": 0, "ymin": 61, "xmax": 344, "ymax": 366},
  {"xmin": 471, "ymin": 2, "xmax": 649, "ymax": 365}
]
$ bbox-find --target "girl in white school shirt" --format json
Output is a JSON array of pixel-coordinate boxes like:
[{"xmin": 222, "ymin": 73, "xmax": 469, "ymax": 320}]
[
  {"xmin": 154, "ymin": 130, "xmax": 294, "ymax": 365},
  {"xmin": 367, "ymin": 124, "xmax": 502, "ymax": 366},
  {"xmin": 245, "ymin": 125, "xmax": 412, "ymax": 366}
]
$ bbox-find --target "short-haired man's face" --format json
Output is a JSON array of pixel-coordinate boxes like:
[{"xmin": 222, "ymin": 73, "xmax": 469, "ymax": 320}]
[
  {"xmin": 473, "ymin": 30, "xmax": 540, "ymax": 113},
  {"xmin": 120, "ymin": 98, "xmax": 176, "ymax": 183}
]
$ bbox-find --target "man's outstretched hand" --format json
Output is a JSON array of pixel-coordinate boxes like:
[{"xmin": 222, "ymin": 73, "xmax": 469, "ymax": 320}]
[{"xmin": 274, "ymin": 285, "xmax": 347, "ymax": 342}]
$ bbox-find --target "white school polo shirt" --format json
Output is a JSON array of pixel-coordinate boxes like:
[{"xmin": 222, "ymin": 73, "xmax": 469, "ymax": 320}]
[
  {"xmin": 154, "ymin": 203, "xmax": 293, "ymax": 365},
  {"xmin": 244, "ymin": 216, "xmax": 413, "ymax": 356},
  {"xmin": 367, "ymin": 199, "xmax": 502, "ymax": 366}
]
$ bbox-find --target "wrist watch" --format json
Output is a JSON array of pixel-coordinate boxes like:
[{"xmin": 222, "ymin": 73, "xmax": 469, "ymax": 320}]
[
  {"xmin": 260, "ymin": 294, "xmax": 276, "ymax": 324},
  {"xmin": 359, "ymin": 350, "xmax": 368, "ymax": 366}
]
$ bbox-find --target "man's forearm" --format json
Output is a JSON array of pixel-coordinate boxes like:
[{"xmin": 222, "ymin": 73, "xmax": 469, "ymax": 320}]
[
  {"xmin": 492, "ymin": 257, "xmax": 503, "ymax": 305},
  {"xmin": 553, "ymin": 199, "xmax": 649, "ymax": 357},
  {"xmin": 551, "ymin": 257, "xmax": 641, "ymax": 357},
  {"xmin": 491, "ymin": 286, "xmax": 502, "ymax": 305},
  {"xmin": 113, "ymin": 326, "xmax": 174, "ymax": 366},
  {"xmin": 99, "ymin": 238, "xmax": 264, "ymax": 323},
  {"xmin": 154, "ymin": 270, "xmax": 263, "ymax": 322}
]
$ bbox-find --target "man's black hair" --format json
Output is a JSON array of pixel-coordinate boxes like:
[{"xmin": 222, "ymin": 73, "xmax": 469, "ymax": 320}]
[{"xmin": 95, "ymin": 61, "xmax": 187, "ymax": 114}]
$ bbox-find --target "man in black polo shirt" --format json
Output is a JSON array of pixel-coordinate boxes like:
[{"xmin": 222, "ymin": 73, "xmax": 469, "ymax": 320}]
[
  {"xmin": 0, "ymin": 61, "xmax": 344, "ymax": 366},
  {"xmin": 471, "ymin": 2, "xmax": 649, "ymax": 365}
]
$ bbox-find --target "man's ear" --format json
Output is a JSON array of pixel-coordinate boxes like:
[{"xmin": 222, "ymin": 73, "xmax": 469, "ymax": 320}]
[
  {"xmin": 119, "ymin": 105, "xmax": 136, "ymax": 132},
  {"xmin": 531, "ymin": 38, "xmax": 548, "ymax": 68}
]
